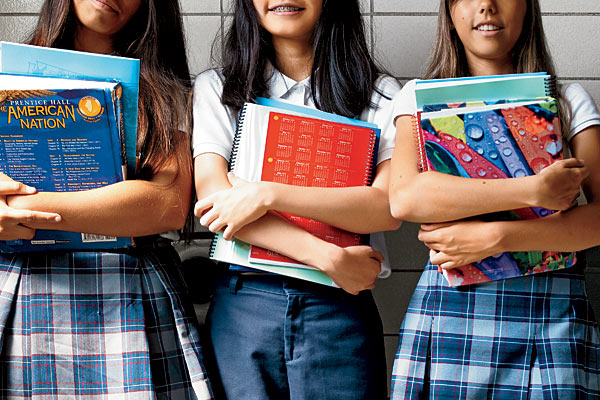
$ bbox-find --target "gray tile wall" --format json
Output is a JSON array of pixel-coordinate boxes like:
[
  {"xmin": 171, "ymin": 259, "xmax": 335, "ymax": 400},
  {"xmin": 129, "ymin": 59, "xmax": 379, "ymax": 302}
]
[{"xmin": 2, "ymin": 0, "xmax": 600, "ymax": 389}]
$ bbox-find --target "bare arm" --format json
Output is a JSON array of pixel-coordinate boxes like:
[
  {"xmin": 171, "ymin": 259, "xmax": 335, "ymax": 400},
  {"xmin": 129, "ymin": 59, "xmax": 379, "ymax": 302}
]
[
  {"xmin": 389, "ymin": 115, "xmax": 588, "ymax": 223},
  {"xmin": 7, "ymin": 134, "xmax": 192, "ymax": 237},
  {"xmin": 195, "ymin": 160, "xmax": 401, "ymax": 239},
  {"xmin": 421, "ymin": 125, "xmax": 600, "ymax": 269},
  {"xmin": 194, "ymin": 153, "xmax": 383, "ymax": 294}
]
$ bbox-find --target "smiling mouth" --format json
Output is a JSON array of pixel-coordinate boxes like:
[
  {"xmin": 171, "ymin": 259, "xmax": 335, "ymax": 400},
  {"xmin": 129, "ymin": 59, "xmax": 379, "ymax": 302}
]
[
  {"xmin": 269, "ymin": 6, "xmax": 304, "ymax": 12},
  {"xmin": 475, "ymin": 24, "xmax": 502, "ymax": 32}
]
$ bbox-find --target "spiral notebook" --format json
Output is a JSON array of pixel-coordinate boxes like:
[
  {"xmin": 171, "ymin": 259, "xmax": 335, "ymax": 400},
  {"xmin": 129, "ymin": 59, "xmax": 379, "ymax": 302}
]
[
  {"xmin": 209, "ymin": 98, "xmax": 380, "ymax": 285},
  {"xmin": 412, "ymin": 74, "xmax": 576, "ymax": 287}
]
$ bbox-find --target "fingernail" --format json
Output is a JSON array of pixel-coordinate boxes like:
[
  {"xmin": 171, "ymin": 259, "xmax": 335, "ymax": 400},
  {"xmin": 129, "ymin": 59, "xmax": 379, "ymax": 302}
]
[
  {"xmin": 54, "ymin": 215, "xmax": 62, "ymax": 222},
  {"xmin": 26, "ymin": 186, "xmax": 36, "ymax": 193}
]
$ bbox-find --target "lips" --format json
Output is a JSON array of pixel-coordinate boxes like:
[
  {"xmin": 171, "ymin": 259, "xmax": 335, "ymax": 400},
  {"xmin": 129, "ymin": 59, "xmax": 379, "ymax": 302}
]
[
  {"xmin": 91, "ymin": 0, "xmax": 118, "ymax": 13},
  {"xmin": 268, "ymin": 4, "xmax": 305, "ymax": 12}
]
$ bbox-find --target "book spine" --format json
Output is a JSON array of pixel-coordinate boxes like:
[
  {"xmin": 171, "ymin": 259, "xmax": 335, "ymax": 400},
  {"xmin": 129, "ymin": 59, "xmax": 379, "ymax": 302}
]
[
  {"xmin": 114, "ymin": 83, "xmax": 127, "ymax": 179},
  {"xmin": 228, "ymin": 103, "xmax": 248, "ymax": 171},
  {"xmin": 413, "ymin": 113, "xmax": 428, "ymax": 172},
  {"xmin": 545, "ymin": 75, "xmax": 557, "ymax": 97}
]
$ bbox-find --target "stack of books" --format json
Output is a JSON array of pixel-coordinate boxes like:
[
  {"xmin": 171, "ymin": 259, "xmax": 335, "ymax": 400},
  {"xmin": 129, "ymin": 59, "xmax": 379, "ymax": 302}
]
[
  {"xmin": 209, "ymin": 98, "xmax": 382, "ymax": 287},
  {"xmin": 0, "ymin": 42, "xmax": 139, "ymax": 252},
  {"xmin": 411, "ymin": 73, "xmax": 576, "ymax": 286}
]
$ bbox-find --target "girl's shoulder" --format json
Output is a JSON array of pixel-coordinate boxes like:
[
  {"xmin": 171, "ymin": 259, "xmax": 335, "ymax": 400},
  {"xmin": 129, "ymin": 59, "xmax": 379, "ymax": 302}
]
[
  {"xmin": 390, "ymin": 79, "xmax": 420, "ymax": 118},
  {"xmin": 373, "ymin": 74, "xmax": 402, "ymax": 97},
  {"xmin": 560, "ymin": 82, "xmax": 598, "ymax": 109},
  {"xmin": 193, "ymin": 68, "xmax": 226, "ymax": 94},
  {"xmin": 559, "ymin": 82, "xmax": 600, "ymax": 140}
]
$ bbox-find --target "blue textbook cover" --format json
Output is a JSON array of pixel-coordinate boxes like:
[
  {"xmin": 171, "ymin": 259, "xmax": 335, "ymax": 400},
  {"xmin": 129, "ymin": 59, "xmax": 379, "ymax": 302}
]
[
  {"xmin": 0, "ymin": 73, "xmax": 131, "ymax": 252},
  {"xmin": 0, "ymin": 41, "xmax": 139, "ymax": 176}
]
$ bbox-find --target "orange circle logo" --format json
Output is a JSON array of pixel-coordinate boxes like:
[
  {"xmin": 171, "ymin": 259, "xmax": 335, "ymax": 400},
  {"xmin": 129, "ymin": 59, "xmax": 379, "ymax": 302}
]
[{"xmin": 78, "ymin": 96, "xmax": 102, "ymax": 118}]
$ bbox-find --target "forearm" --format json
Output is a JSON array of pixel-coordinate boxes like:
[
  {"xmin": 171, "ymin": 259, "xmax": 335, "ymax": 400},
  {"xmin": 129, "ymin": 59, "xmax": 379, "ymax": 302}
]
[
  {"xmin": 8, "ymin": 179, "xmax": 190, "ymax": 237},
  {"xmin": 496, "ymin": 203, "xmax": 600, "ymax": 253},
  {"xmin": 390, "ymin": 171, "xmax": 539, "ymax": 223},
  {"xmin": 195, "ymin": 154, "xmax": 343, "ymax": 270},
  {"xmin": 268, "ymin": 183, "xmax": 400, "ymax": 233},
  {"xmin": 234, "ymin": 212, "xmax": 341, "ymax": 270}
]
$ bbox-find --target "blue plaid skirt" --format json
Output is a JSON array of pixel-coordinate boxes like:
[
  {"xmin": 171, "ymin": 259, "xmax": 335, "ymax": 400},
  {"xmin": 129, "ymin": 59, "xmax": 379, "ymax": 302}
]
[
  {"xmin": 392, "ymin": 262, "xmax": 600, "ymax": 400},
  {"xmin": 0, "ymin": 247, "xmax": 213, "ymax": 399}
]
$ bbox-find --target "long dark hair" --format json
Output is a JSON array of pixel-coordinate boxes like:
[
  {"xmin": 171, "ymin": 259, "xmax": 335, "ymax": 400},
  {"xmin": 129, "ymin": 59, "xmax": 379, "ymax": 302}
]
[
  {"xmin": 219, "ymin": 0, "xmax": 382, "ymax": 118},
  {"xmin": 29, "ymin": 0, "xmax": 192, "ymax": 180}
]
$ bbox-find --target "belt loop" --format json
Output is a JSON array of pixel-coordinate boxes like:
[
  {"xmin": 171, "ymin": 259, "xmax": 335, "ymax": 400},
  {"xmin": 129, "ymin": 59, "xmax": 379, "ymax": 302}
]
[{"xmin": 229, "ymin": 274, "xmax": 242, "ymax": 294}]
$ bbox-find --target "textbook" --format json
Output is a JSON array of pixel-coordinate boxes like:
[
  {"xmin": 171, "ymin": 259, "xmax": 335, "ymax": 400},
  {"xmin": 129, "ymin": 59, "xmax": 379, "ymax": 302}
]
[
  {"xmin": 412, "ymin": 74, "xmax": 576, "ymax": 286},
  {"xmin": 209, "ymin": 98, "xmax": 380, "ymax": 286},
  {"xmin": 0, "ymin": 41, "xmax": 140, "ymax": 176},
  {"xmin": 0, "ymin": 73, "xmax": 132, "ymax": 252}
]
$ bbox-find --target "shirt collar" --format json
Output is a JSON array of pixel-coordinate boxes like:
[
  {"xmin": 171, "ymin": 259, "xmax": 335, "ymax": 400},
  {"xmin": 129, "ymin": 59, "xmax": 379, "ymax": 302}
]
[{"xmin": 266, "ymin": 61, "xmax": 312, "ymax": 99}]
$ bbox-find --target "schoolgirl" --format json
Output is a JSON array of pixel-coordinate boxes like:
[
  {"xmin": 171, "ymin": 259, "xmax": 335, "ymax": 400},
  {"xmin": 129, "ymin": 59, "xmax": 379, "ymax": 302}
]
[
  {"xmin": 193, "ymin": 0, "xmax": 400, "ymax": 398},
  {"xmin": 0, "ymin": 0, "xmax": 213, "ymax": 398},
  {"xmin": 389, "ymin": 0, "xmax": 600, "ymax": 398}
]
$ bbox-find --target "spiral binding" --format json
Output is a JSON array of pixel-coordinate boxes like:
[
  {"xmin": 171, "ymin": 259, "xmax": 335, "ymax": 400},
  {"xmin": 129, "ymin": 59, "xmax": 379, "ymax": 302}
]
[
  {"xmin": 208, "ymin": 233, "xmax": 219, "ymax": 258},
  {"xmin": 544, "ymin": 75, "xmax": 557, "ymax": 98},
  {"xmin": 364, "ymin": 130, "xmax": 378, "ymax": 185},
  {"xmin": 228, "ymin": 103, "xmax": 248, "ymax": 171},
  {"xmin": 209, "ymin": 104, "xmax": 250, "ymax": 259},
  {"xmin": 413, "ymin": 113, "xmax": 428, "ymax": 172}
]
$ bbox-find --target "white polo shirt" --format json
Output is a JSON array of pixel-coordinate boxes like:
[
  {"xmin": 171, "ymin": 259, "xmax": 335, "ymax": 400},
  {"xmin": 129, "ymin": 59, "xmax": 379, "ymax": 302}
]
[{"xmin": 192, "ymin": 66, "xmax": 401, "ymax": 278}]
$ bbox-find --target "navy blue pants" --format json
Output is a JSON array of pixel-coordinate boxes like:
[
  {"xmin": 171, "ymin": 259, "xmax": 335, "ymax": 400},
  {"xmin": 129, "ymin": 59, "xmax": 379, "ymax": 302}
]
[{"xmin": 206, "ymin": 272, "xmax": 387, "ymax": 399}]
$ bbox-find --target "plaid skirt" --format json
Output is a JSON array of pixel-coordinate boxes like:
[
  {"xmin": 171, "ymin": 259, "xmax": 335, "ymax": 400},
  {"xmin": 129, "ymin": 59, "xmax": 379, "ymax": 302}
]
[
  {"xmin": 0, "ymin": 247, "xmax": 213, "ymax": 399},
  {"xmin": 392, "ymin": 262, "xmax": 600, "ymax": 400}
]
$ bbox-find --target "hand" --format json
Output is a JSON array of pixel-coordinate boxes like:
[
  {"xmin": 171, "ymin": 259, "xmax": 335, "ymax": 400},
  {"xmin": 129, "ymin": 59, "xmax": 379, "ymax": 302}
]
[
  {"xmin": 321, "ymin": 245, "xmax": 383, "ymax": 295},
  {"xmin": 0, "ymin": 182, "xmax": 62, "ymax": 240},
  {"xmin": 194, "ymin": 173, "xmax": 272, "ymax": 240},
  {"xmin": 534, "ymin": 158, "xmax": 588, "ymax": 210},
  {"xmin": 418, "ymin": 221, "xmax": 502, "ymax": 270}
]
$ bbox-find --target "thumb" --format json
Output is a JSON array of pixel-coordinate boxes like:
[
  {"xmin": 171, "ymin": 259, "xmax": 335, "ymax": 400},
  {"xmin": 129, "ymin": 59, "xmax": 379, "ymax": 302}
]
[
  {"xmin": 370, "ymin": 249, "xmax": 385, "ymax": 263},
  {"xmin": 227, "ymin": 172, "xmax": 243, "ymax": 186}
]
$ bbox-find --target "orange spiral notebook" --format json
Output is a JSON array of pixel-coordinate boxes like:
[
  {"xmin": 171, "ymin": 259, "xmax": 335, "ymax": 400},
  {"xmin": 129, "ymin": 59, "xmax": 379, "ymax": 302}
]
[{"xmin": 247, "ymin": 109, "xmax": 378, "ymax": 267}]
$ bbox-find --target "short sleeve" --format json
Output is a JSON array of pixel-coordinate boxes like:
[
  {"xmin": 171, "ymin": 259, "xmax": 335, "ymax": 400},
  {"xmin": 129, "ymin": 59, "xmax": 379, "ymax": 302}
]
[
  {"xmin": 361, "ymin": 75, "xmax": 402, "ymax": 164},
  {"xmin": 391, "ymin": 79, "xmax": 418, "ymax": 120},
  {"xmin": 560, "ymin": 83, "xmax": 600, "ymax": 141},
  {"xmin": 192, "ymin": 69, "xmax": 238, "ymax": 160}
]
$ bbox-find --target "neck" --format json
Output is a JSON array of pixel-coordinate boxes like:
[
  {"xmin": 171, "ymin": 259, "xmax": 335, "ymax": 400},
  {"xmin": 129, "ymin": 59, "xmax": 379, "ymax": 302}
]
[
  {"xmin": 272, "ymin": 36, "xmax": 313, "ymax": 82},
  {"xmin": 467, "ymin": 55, "xmax": 514, "ymax": 77},
  {"xmin": 74, "ymin": 25, "xmax": 114, "ymax": 54}
]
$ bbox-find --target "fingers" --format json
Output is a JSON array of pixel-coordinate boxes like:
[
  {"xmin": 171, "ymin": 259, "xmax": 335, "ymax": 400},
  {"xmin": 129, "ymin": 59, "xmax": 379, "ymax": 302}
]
[
  {"xmin": 419, "ymin": 222, "xmax": 451, "ymax": 231},
  {"xmin": 440, "ymin": 261, "xmax": 457, "ymax": 270},
  {"xmin": 222, "ymin": 224, "xmax": 239, "ymax": 241},
  {"xmin": 208, "ymin": 217, "xmax": 227, "ymax": 235},
  {"xmin": 193, "ymin": 197, "xmax": 213, "ymax": 217},
  {"xmin": 3, "ymin": 209, "xmax": 62, "ymax": 225},
  {"xmin": 0, "ymin": 224, "xmax": 37, "ymax": 240},
  {"xmin": 418, "ymin": 228, "xmax": 439, "ymax": 244},
  {"xmin": 369, "ymin": 249, "xmax": 385, "ymax": 263},
  {"xmin": 227, "ymin": 172, "xmax": 242, "ymax": 186},
  {"xmin": 560, "ymin": 158, "xmax": 585, "ymax": 168},
  {"xmin": 0, "ymin": 182, "xmax": 37, "ymax": 196}
]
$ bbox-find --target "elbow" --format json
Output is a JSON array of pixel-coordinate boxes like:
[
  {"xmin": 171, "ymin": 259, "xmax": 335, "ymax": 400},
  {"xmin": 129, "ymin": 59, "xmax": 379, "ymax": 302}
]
[
  {"xmin": 156, "ymin": 189, "xmax": 191, "ymax": 232},
  {"xmin": 381, "ymin": 214, "xmax": 403, "ymax": 232},
  {"xmin": 389, "ymin": 189, "xmax": 418, "ymax": 221},
  {"xmin": 163, "ymin": 207, "xmax": 188, "ymax": 231}
]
